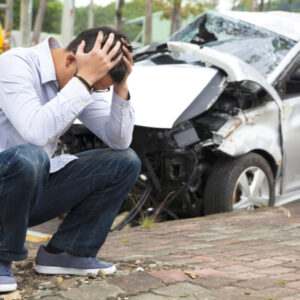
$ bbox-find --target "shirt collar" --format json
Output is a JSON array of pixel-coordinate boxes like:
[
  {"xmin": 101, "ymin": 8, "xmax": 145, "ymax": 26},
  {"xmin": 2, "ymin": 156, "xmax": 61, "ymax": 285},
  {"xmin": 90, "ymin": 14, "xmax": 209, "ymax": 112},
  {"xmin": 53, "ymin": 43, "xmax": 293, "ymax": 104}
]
[{"xmin": 37, "ymin": 37, "xmax": 61, "ymax": 85}]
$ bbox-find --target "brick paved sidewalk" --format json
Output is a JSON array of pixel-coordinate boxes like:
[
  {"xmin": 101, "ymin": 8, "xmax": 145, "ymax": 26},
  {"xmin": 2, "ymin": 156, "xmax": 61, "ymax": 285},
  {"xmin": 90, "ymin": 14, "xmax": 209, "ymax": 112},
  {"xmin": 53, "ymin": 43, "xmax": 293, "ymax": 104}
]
[{"xmin": 2, "ymin": 201, "xmax": 300, "ymax": 300}]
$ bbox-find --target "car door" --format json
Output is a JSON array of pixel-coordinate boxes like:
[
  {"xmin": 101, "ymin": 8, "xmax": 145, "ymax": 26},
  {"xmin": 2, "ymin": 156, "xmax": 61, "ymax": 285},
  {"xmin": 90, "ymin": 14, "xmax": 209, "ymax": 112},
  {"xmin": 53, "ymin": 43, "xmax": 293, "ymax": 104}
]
[{"xmin": 279, "ymin": 61, "xmax": 300, "ymax": 194}]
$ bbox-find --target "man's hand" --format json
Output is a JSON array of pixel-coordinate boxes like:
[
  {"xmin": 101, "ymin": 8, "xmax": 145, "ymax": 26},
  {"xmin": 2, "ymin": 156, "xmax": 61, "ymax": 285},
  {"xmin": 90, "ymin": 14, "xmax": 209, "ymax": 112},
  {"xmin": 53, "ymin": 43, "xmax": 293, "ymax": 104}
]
[
  {"xmin": 113, "ymin": 39, "xmax": 133, "ymax": 100},
  {"xmin": 76, "ymin": 32, "xmax": 122, "ymax": 85}
]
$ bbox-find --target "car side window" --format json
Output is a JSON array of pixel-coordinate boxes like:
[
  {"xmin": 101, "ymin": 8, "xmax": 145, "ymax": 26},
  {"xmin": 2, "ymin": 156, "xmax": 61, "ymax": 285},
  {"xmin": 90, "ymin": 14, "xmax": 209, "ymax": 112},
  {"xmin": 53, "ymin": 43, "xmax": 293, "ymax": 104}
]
[
  {"xmin": 286, "ymin": 67, "xmax": 300, "ymax": 95},
  {"xmin": 280, "ymin": 63, "xmax": 300, "ymax": 99}
]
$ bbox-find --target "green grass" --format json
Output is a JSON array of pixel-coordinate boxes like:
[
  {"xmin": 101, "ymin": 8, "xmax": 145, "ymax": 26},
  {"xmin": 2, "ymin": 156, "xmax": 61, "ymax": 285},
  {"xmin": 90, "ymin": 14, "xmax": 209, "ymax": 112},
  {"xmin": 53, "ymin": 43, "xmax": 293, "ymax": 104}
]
[{"xmin": 139, "ymin": 214, "xmax": 156, "ymax": 229}]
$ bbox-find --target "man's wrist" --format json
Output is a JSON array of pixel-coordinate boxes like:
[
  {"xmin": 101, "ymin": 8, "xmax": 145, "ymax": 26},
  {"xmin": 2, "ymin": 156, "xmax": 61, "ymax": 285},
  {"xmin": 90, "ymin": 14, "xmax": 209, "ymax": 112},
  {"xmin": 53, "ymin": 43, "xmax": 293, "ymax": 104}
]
[
  {"xmin": 114, "ymin": 83, "xmax": 129, "ymax": 100},
  {"xmin": 74, "ymin": 74, "xmax": 95, "ymax": 94},
  {"xmin": 75, "ymin": 71, "xmax": 96, "ymax": 86}
]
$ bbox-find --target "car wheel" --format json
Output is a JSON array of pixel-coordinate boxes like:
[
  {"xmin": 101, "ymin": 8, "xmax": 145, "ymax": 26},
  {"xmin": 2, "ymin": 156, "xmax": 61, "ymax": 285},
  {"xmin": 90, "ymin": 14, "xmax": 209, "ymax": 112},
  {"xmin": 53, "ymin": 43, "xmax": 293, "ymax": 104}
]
[{"xmin": 204, "ymin": 152, "xmax": 275, "ymax": 215}]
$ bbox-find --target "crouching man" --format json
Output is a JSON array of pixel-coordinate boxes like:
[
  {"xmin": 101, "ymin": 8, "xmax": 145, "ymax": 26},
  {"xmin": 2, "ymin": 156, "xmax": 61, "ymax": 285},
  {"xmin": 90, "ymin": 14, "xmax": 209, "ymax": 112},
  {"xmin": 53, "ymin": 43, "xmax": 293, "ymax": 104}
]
[{"xmin": 0, "ymin": 26, "xmax": 141, "ymax": 292}]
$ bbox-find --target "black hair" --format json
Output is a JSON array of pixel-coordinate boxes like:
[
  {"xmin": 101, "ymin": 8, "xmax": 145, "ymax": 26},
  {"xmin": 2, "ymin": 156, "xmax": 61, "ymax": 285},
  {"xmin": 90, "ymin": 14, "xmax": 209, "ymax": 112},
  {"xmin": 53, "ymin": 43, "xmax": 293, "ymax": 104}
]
[{"xmin": 66, "ymin": 26, "xmax": 132, "ymax": 84}]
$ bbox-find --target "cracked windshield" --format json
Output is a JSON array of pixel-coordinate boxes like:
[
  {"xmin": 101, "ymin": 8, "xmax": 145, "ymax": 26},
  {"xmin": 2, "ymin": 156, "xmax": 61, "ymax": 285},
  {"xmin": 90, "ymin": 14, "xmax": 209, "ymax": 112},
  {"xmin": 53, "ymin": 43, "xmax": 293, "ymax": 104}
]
[{"xmin": 170, "ymin": 11, "xmax": 296, "ymax": 77}]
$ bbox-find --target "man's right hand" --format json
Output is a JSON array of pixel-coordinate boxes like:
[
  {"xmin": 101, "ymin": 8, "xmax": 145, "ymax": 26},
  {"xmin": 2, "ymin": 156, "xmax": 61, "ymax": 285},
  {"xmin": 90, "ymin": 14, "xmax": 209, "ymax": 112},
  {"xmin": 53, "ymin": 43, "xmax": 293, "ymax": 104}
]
[{"xmin": 75, "ymin": 31, "xmax": 122, "ymax": 85}]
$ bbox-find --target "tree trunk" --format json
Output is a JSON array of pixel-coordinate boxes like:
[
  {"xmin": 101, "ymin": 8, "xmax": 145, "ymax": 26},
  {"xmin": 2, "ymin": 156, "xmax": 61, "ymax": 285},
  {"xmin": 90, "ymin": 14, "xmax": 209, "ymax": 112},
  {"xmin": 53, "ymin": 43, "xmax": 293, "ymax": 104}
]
[
  {"xmin": 259, "ymin": 0, "xmax": 264, "ymax": 11},
  {"xmin": 251, "ymin": 0, "xmax": 258, "ymax": 11},
  {"xmin": 145, "ymin": 0, "xmax": 152, "ymax": 45},
  {"xmin": 211, "ymin": 0, "xmax": 218, "ymax": 9},
  {"xmin": 88, "ymin": 0, "xmax": 94, "ymax": 28},
  {"xmin": 4, "ymin": 0, "xmax": 14, "ymax": 51},
  {"xmin": 266, "ymin": 0, "xmax": 271, "ymax": 10},
  {"xmin": 61, "ymin": 0, "xmax": 75, "ymax": 46},
  {"xmin": 20, "ymin": 0, "xmax": 33, "ymax": 47},
  {"xmin": 232, "ymin": 0, "xmax": 237, "ymax": 10},
  {"xmin": 32, "ymin": 0, "xmax": 47, "ymax": 45},
  {"xmin": 170, "ymin": 0, "xmax": 181, "ymax": 36},
  {"xmin": 116, "ymin": 0, "xmax": 125, "ymax": 31}
]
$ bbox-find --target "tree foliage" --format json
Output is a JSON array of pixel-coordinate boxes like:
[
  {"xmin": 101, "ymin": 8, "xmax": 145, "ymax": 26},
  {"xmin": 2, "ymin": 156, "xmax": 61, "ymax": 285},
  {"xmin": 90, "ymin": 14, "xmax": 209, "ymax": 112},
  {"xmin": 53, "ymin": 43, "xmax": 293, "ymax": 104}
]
[
  {"xmin": 1, "ymin": 0, "xmax": 298, "ymax": 40},
  {"xmin": 153, "ymin": 0, "xmax": 204, "ymax": 19},
  {"xmin": 0, "ymin": 0, "xmax": 62, "ymax": 33},
  {"xmin": 237, "ymin": 0, "xmax": 300, "ymax": 12}
]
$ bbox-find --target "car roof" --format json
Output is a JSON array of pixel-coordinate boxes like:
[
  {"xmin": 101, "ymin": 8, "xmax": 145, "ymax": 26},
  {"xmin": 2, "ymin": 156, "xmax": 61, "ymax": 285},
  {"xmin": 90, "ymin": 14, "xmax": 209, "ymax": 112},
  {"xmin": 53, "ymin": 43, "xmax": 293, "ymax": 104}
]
[{"xmin": 221, "ymin": 11, "xmax": 300, "ymax": 42}]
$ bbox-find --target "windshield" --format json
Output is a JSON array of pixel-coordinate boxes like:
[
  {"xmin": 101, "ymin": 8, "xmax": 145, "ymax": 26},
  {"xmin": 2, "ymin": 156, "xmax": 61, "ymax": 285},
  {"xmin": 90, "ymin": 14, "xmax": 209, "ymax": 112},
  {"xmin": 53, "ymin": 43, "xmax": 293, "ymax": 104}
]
[{"xmin": 170, "ymin": 11, "xmax": 295, "ymax": 77}]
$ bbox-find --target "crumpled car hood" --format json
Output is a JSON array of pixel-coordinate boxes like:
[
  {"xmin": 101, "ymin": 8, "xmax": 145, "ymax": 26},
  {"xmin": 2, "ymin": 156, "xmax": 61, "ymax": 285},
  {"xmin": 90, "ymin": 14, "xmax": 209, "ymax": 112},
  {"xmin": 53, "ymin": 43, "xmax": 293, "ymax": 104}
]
[
  {"xmin": 129, "ymin": 41, "xmax": 282, "ymax": 129},
  {"xmin": 168, "ymin": 42, "xmax": 282, "ymax": 106},
  {"xmin": 128, "ymin": 63, "xmax": 220, "ymax": 128}
]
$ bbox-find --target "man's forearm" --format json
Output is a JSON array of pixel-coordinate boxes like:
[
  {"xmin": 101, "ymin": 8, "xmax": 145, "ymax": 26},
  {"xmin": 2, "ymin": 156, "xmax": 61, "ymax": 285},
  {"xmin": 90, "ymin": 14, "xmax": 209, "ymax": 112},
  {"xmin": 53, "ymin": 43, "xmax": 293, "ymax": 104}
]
[{"xmin": 114, "ymin": 82, "xmax": 129, "ymax": 101}]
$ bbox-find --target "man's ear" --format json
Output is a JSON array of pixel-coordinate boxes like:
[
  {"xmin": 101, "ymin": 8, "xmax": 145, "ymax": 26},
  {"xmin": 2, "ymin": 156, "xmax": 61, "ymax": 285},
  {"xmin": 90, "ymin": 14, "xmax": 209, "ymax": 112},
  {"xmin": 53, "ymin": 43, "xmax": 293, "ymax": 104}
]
[{"xmin": 65, "ymin": 53, "xmax": 76, "ymax": 68}]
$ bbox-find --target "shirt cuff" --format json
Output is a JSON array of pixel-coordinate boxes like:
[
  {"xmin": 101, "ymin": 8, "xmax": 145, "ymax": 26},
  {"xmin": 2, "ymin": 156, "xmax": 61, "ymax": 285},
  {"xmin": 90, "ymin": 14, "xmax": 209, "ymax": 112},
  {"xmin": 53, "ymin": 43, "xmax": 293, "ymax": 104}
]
[
  {"xmin": 60, "ymin": 77, "xmax": 94, "ymax": 112},
  {"xmin": 112, "ymin": 91, "xmax": 132, "ymax": 110}
]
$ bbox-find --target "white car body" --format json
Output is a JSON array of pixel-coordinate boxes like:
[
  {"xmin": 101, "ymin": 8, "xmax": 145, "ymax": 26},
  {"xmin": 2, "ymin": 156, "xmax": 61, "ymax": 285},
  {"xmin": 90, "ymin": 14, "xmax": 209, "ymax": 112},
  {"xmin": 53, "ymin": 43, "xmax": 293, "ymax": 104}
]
[{"xmin": 128, "ymin": 11, "xmax": 300, "ymax": 207}]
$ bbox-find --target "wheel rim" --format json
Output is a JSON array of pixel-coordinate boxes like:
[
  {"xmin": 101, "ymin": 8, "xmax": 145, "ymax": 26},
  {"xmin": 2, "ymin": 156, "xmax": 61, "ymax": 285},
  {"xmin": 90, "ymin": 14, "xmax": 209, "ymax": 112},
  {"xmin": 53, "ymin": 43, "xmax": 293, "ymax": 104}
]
[{"xmin": 233, "ymin": 166, "xmax": 270, "ymax": 211}]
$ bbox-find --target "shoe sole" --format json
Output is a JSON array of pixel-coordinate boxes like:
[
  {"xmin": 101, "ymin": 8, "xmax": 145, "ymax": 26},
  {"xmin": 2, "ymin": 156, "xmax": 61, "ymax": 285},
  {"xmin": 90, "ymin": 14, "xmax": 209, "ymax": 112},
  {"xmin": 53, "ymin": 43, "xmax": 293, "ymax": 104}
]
[
  {"xmin": 34, "ymin": 264, "xmax": 116, "ymax": 275},
  {"xmin": 0, "ymin": 283, "xmax": 17, "ymax": 292}
]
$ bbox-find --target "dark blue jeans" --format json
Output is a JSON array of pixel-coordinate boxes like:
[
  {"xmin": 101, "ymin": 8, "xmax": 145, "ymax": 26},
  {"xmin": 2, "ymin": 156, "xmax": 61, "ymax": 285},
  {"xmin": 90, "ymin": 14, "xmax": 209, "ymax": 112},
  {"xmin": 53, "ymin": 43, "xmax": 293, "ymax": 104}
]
[{"xmin": 0, "ymin": 144, "xmax": 141, "ymax": 262}]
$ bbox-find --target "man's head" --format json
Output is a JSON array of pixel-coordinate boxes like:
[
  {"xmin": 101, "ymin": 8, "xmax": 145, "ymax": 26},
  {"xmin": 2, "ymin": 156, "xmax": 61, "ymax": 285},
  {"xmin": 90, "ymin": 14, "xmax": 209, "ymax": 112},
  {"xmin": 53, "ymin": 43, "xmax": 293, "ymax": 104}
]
[{"xmin": 65, "ymin": 26, "xmax": 132, "ymax": 89}]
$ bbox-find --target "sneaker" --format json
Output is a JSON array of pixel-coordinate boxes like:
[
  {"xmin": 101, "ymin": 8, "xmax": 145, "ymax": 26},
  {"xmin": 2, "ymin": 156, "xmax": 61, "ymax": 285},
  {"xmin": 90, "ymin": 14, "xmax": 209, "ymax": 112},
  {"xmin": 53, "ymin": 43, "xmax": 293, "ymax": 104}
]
[
  {"xmin": 0, "ymin": 260, "xmax": 17, "ymax": 292},
  {"xmin": 34, "ymin": 246, "xmax": 116, "ymax": 276}
]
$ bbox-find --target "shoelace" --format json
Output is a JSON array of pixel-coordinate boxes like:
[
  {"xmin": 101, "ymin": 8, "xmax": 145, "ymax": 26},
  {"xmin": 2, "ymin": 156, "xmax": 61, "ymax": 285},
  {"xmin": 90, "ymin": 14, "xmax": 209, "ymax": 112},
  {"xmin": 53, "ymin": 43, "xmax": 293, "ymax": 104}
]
[{"xmin": 0, "ymin": 260, "xmax": 13, "ymax": 277}]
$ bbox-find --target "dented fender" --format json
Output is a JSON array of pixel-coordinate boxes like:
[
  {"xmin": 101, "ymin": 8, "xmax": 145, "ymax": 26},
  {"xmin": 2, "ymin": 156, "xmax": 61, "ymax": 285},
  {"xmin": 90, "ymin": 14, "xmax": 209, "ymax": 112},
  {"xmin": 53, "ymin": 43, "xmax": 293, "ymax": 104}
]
[{"xmin": 214, "ymin": 101, "xmax": 282, "ymax": 168}]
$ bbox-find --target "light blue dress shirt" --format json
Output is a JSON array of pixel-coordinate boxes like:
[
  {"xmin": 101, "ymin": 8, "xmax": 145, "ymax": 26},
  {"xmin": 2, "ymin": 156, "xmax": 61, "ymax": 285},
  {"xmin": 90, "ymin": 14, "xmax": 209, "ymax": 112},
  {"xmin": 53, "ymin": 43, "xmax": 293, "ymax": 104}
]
[{"xmin": 0, "ymin": 38, "xmax": 135, "ymax": 172}]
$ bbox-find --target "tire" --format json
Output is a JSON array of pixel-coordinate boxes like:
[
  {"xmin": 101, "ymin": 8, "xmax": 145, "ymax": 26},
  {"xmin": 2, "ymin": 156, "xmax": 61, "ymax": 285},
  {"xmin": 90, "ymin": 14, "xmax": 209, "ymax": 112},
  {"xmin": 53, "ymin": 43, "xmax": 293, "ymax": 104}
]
[{"xmin": 204, "ymin": 152, "xmax": 275, "ymax": 215}]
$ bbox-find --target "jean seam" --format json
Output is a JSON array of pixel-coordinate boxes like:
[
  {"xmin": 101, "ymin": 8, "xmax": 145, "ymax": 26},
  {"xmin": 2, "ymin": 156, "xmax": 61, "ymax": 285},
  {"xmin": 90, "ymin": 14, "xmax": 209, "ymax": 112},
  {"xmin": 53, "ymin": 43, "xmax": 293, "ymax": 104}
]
[
  {"xmin": 45, "ymin": 172, "xmax": 120, "ymax": 192},
  {"xmin": 68, "ymin": 190, "xmax": 107, "ymax": 253}
]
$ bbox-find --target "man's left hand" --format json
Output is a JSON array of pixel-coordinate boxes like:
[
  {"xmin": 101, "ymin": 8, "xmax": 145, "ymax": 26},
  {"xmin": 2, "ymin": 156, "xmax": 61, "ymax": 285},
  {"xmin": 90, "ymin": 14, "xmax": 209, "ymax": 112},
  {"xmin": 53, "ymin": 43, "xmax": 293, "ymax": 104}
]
[{"xmin": 113, "ymin": 40, "xmax": 133, "ymax": 100}]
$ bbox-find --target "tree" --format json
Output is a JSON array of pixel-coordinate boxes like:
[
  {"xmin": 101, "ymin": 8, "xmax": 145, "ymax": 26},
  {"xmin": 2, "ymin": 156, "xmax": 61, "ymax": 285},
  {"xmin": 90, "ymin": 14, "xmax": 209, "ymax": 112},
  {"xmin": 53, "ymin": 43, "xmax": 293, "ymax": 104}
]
[
  {"xmin": 0, "ymin": 0, "xmax": 62, "ymax": 33},
  {"xmin": 259, "ymin": 0, "xmax": 264, "ymax": 11},
  {"xmin": 153, "ymin": 0, "xmax": 204, "ymax": 35},
  {"xmin": 237, "ymin": 0, "xmax": 300, "ymax": 12},
  {"xmin": 145, "ymin": 0, "xmax": 152, "ymax": 44},
  {"xmin": 232, "ymin": 0, "xmax": 238, "ymax": 10},
  {"xmin": 170, "ymin": 0, "xmax": 181, "ymax": 35},
  {"xmin": 42, "ymin": 0, "xmax": 62, "ymax": 33},
  {"xmin": 32, "ymin": 0, "xmax": 47, "ymax": 44},
  {"xmin": 88, "ymin": 0, "xmax": 94, "ymax": 28},
  {"xmin": 251, "ymin": 0, "xmax": 258, "ymax": 11},
  {"xmin": 116, "ymin": 0, "xmax": 125, "ymax": 30}
]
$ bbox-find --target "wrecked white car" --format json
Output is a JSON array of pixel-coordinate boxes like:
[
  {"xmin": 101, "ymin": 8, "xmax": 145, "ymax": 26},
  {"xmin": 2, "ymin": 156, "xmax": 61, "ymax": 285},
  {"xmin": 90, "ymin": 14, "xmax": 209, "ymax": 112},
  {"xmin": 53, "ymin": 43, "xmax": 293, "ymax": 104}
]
[{"xmin": 60, "ymin": 11, "xmax": 300, "ymax": 228}]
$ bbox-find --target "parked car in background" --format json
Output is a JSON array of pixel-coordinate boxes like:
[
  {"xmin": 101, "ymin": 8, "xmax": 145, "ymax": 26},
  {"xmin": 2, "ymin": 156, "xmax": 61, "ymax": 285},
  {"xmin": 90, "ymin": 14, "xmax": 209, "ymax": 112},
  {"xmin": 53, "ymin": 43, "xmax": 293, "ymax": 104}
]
[{"xmin": 59, "ymin": 11, "xmax": 300, "ymax": 229}]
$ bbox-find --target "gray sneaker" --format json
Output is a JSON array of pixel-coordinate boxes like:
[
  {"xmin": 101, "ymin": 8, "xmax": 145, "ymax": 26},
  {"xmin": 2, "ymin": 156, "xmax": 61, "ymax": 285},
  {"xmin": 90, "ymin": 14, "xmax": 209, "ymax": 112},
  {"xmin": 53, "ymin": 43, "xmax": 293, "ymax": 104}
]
[
  {"xmin": 34, "ymin": 246, "xmax": 116, "ymax": 275},
  {"xmin": 0, "ymin": 260, "xmax": 17, "ymax": 292}
]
